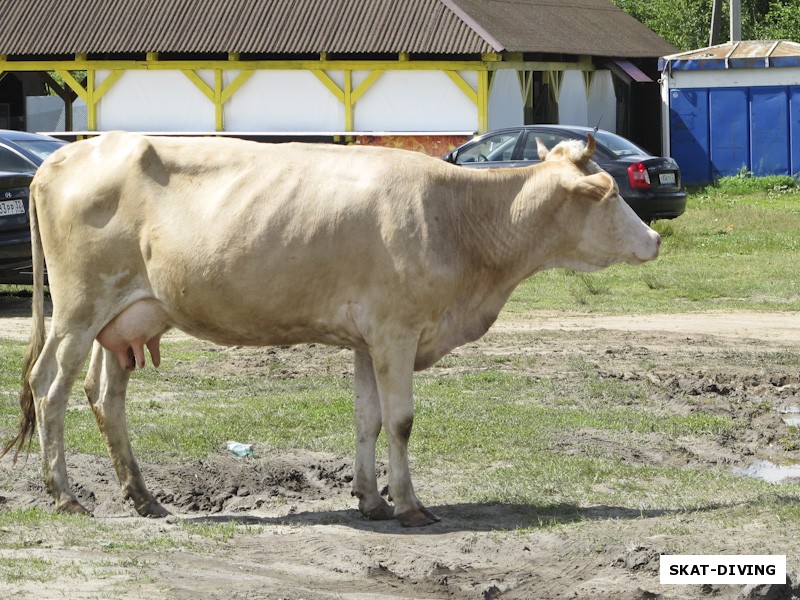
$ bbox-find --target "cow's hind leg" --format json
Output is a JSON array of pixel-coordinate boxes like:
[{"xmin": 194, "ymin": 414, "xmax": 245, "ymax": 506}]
[
  {"xmin": 352, "ymin": 349, "xmax": 393, "ymax": 520},
  {"xmin": 370, "ymin": 338, "xmax": 440, "ymax": 527},
  {"xmin": 84, "ymin": 343, "xmax": 168, "ymax": 517},
  {"xmin": 30, "ymin": 332, "xmax": 95, "ymax": 514}
]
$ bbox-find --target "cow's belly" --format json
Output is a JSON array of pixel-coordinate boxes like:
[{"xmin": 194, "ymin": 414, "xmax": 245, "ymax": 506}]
[
  {"xmin": 151, "ymin": 279, "xmax": 369, "ymax": 349},
  {"xmin": 166, "ymin": 302, "xmax": 367, "ymax": 349}
]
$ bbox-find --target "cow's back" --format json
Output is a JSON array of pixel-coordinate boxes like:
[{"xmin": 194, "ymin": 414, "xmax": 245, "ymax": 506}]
[{"xmin": 34, "ymin": 133, "xmax": 465, "ymax": 348}]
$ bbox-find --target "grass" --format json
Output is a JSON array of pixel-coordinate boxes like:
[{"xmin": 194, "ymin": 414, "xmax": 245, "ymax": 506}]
[
  {"xmin": 1, "ymin": 180, "xmax": 799, "ymax": 468},
  {"xmin": 504, "ymin": 177, "xmax": 800, "ymax": 313}
]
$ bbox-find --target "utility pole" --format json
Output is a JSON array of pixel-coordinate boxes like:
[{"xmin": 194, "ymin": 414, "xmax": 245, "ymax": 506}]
[
  {"xmin": 709, "ymin": 0, "xmax": 723, "ymax": 45},
  {"xmin": 730, "ymin": 0, "xmax": 742, "ymax": 42}
]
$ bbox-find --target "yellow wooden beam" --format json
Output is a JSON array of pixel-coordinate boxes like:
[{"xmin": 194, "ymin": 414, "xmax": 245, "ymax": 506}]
[
  {"xmin": 40, "ymin": 71, "xmax": 71, "ymax": 101},
  {"xmin": 350, "ymin": 70, "xmax": 383, "ymax": 104},
  {"xmin": 445, "ymin": 71, "xmax": 478, "ymax": 106},
  {"xmin": 220, "ymin": 70, "xmax": 253, "ymax": 104},
  {"xmin": 547, "ymin": 71, "xmax": 563, "ymax": 104},
  {"xmin": 87, "ymin": 70, "xmax": 96, "ymax": 129},
  {"xmin": 477, "ymin": 70, "xmax": 489, "ymax": 133},
  {"xmin": 93, "ymin": 70, "xmax": 123, "ymax": 102},
  {"xmin": 54, "ymin": 69, "xmax": 88, "ymax": 103},
  {"xmin": 181, "ymin": 69, "xmax": 215, "ymax": 103},
  {"xmin": 214, "ymin": 70, "xmax": 223, "ymax": 131},
  {"xmin": 344, "ymin": 71, "xmax": 353, "ymax": 131},
  {"xmin": 311, "ymin": 70, "xmax": 345, "ymax": 103},
  {"xmin": 0, "ymin": 56, "xmax": 596, "ymax": 73}
]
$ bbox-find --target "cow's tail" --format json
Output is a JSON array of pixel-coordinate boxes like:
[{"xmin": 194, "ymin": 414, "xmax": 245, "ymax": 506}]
[{"xmin": 1, "ymin": 182, "xmax": 46, "ymax": 463}]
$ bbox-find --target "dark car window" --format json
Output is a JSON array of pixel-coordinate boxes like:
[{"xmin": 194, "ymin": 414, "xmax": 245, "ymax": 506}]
[
  {"xmin": 520, "ymin": 131, "xmax": 572, "ymax": 160},
  {"xmin": 12, "ymin": 139, "xmax": 67, "ymax": 161},
  {"xmin": 0, "ymin": 147, "xmax": 36, "ymax": 173},
  {"xmin": 455, "ymin": 131, "xmax": 521, "ymax": 164},
  {"xmin": 593, "ymin": 130, "xmax": 649, "ymax": 158}
]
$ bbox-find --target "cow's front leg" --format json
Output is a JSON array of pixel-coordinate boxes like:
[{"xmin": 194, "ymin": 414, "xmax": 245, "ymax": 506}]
[
  {"xmin": 84, "ymin": 343, "xmax": 168, "ymax": 517},
  {"xmin": 351, "ymin": 349, "xmax": 393, "ymax": 520},
  {"xmin": 370, "ymin": 338, "xmax": 440, "ymax": 527}
]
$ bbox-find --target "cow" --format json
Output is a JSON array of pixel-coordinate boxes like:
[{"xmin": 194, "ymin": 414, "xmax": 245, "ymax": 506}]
[{"xmin": 1, "ymin": 132, "xmax": 660, "ymax": 527}]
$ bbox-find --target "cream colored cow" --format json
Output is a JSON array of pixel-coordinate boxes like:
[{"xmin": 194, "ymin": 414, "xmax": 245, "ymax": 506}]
[{"xmin": 2, "ymin": 132, "xmax": 659, "ymax": 527}]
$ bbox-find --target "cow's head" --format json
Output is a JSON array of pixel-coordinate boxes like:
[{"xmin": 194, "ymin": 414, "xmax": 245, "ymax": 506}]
[{"xmin": 536, "ymin": 134, "xmax": 661, "ymax": 272}]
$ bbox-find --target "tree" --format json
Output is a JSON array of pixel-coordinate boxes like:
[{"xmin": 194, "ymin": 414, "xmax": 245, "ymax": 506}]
[
  {"xmin": 610, "ymin": 0, "xmax": 800, "ymax": 51},
  {"xmin": 754, "ymin": 1, "xmax": 800, "ymax": 42}
]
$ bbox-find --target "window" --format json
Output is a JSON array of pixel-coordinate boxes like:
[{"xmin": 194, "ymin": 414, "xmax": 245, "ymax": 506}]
[
  {"xmin": 0, "ymin": 147, "xmax": 35, "ymax": 173},
  {"xmin": 520, "ymin": 132, "xmax": 570, "ymax": 160},
  {"xmin": 456, "ymin": 131, "xmax": 521, "ymax": 164}
]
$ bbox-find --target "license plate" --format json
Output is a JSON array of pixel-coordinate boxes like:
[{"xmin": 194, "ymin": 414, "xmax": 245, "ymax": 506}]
[
  {"xmin": 659, "ymin": 172, "xmax": 676, "ymax": 185},
  {"xmin": 0, "ymin": 199, "xmax": 25, "ymax": 217}
]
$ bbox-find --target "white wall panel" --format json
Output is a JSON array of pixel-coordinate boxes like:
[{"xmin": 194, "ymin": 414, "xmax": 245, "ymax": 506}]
[
  {"xmin": 224, "ymin": 70, "xmax": 344, "ymax": 131},
  {"xmin": 557, "ymin": 70, "xmax": 589, "ymax": 127},
  {"xmin": 354, "ymin": 71, "xmax": 477, "ymax": 131},
  {"xmin": 587, "ymin": 70, "xmax": 617, "ymax": 132},
  {"xmin": 488, "ymin": 69, "xmax": 524, "ymax": 130},
  {"xmin": 666, "ymin": 67, "xmax": 800, "ymax": 89},
  {"xmin": 96, "ymin": 70, "xmax": 215, "ymax": 131}
]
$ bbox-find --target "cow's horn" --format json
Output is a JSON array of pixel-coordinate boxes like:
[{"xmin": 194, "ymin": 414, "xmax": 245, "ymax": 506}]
[{"xmin": 578, "ymin": 134, "xmax": 596, "ymax": 165}]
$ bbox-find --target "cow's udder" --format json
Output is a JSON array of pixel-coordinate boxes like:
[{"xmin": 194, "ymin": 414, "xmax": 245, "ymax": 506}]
[{"xmin": 96, "ymin": 299, "xmax": 171, "ymax": 370}]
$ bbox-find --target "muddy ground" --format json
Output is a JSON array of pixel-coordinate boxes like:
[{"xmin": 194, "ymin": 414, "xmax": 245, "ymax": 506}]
[{"xmin": 2, "ymin": 306, "xmax": 800, "ymax": 599}]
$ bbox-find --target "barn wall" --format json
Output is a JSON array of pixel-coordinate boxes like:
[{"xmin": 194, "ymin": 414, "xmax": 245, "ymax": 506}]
[
  {"xmin": 223, "ymin": 70, "xmax": 344, "ymax": 131},
  {"xmin": 556, "ymin": 69, "xmax": 618, "ymax": 132},
  {"xmin": 96, "ymin": 70, "xmax": 215, "ymax": 131},
  {"xmin": 488, "ymin": 69, "xmax": 524, "ymax": 130},
  {"xmin": 353, "ymin": 70, "xmax": 477, "ymax": 132},
  {"xmin": 588, "ymin": 71, "xmax": 617, "ymax": 132},
  {"xmin": 93, "ymin": 68, "xmax": 481, "ymax": 133},
  {"xmin": 558, "ymin": 70, "xmax": 589, "ymax": 126}
]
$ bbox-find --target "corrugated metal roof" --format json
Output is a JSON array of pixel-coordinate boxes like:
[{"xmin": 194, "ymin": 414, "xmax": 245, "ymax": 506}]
[
  {"xmin": 0, "ymin": 0, "xmax": 672, "ymax": 58},
  {"xmin": 659, "ymin": 40, "xmax": 800, "ymax": 70},
  {"xmin": 449, "ymin": 0, "xmax": 677, "ymax": 57}
]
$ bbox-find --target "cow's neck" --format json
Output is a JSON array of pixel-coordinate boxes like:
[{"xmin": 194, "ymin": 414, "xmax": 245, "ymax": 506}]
[
  {"xmin": 413, "ymin": 167, "xmax": 574, "ymax": 365},
  {"xmin": 453, "ymin": 167, "xmax": 570, "ymax": 288}
]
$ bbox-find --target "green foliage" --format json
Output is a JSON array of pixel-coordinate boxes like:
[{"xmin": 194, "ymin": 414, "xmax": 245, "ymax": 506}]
[
  {"xmin": 689, "ymin": 172, "xmax": 799, "ymax": 198},
  {"xmin": 610, "ymin": 0, "xmax": 799, "ymax": 51},
  {"xmin": 754, "ymin": 0, "xmax": 800, "ymax": 42},
  {"xmin": 612, "ymin": 0, "xmax": 715, "ymax": 51}
]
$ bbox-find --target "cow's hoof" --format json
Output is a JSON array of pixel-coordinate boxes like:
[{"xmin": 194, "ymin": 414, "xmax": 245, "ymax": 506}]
[
  {"xmin": 56, "ymin": 498, "xmax": 90, "ymax": 515},
  {"xmin": 396, "ymin": 506, "xmax": 441, "ymax": 527},
  {"xmin": 359, "ymin": 498, "xmax": 394, "ymax": 521},
  {"xmin": 136, "ymin": 500, "xmax": 170, "ymax": 518}
]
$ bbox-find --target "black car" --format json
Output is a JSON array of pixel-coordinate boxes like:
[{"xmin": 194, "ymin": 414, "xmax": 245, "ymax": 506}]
[
  {"xmin": 0, "ymin": 172, "xmax": 35, "ymax": 282},
  {"xmin": 0, "ymin": 130, "xmax": 68, "ymax": 283},
  {"xmin": 443, "ymin": 125, "xmax": 687, "ymax": 223},
  {"xmin": 0, "ymin": 129, "xmax": 67, "ymax": 174}
]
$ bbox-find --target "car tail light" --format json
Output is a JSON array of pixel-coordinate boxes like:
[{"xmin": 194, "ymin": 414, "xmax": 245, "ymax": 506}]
[{"xmin": 627, "ymin": 162, "xmax": 651, "ymax": 189}]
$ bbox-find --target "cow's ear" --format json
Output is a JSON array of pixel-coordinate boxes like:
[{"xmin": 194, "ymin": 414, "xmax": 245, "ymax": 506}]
[
  {"xmin": 570, "ymin": 171, "xmax": 615, "ymax": 202},
  {"xmin": 536, "ymin": 137, "xmax": 549, "ymax": 160}
]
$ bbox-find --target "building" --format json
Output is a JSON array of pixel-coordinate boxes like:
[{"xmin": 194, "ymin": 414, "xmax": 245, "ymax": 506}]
[
  {"xmin": 660, "ymin": 40, "xmax": 800, "ymax": 184},
  {"xmin": 0, "ymin": 0, "xmax": 675, "ymax": 153}
]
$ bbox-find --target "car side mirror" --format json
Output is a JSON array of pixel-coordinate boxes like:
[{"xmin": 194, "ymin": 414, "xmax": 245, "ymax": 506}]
[{"xmin": 444, "ymin": 150, "xmax": 458, "ymax": 164}]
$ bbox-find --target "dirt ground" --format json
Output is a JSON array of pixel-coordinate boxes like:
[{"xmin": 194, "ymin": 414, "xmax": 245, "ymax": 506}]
[{"xmin": 2, "ymin": 306, "xmax": 800, "ymax": 599}]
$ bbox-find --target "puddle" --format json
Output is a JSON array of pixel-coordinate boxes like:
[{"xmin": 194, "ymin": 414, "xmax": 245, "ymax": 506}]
[
  {"xmin": 779, "ymin": 406, "xmax": 800, "ymax": 427},
  {"xmin": 735, "ymin": 460, "xmax": 800, "ymax": 484}
]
